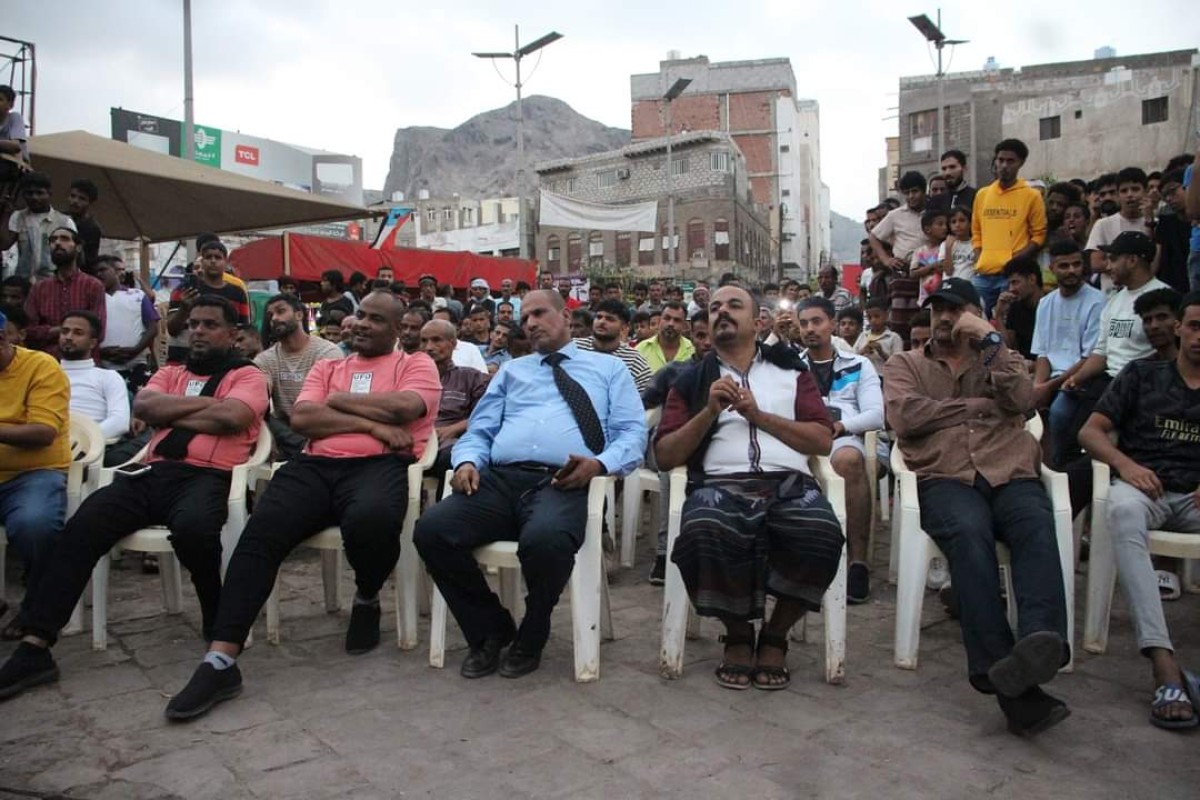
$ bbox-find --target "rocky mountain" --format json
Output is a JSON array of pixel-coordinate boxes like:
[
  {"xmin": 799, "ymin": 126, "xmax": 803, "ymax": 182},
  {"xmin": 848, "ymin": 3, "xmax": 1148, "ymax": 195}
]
[
  {"xmin": 383, "ymin": 96, "xmax": 630, "ymax": 200},
  {"xmin": 830, "ymin": 210, "xmax": 865, "ymax": 264}
]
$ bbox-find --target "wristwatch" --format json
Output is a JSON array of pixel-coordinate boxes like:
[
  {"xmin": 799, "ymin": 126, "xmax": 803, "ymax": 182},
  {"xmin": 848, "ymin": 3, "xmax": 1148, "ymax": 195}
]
[{"xmin": 979, "ymin": 331, "xmax": 1003, "ymax": 350}]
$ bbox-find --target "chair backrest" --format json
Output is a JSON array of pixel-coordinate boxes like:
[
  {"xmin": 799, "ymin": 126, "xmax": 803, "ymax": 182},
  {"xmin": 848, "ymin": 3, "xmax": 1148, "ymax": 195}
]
[
  {"xmin": 1025, "ymin": 414, "xmax": 1043, "ymax": 442},
  {"xmin": 415, "ymin": 430, "xmax": 438, "ymax": 470},
  {"xmin": 69, "ymin": 414, "xmax": 106, "ymax": 469}
]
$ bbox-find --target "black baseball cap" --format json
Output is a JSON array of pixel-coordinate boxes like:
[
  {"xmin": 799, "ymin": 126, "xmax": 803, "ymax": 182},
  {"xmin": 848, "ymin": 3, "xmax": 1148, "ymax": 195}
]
[
  {"xmin": 1098, "ymin": 230, "xmax": 1156, "ymax": 260},
  {"xmin": 922, "ymin": 276, "xmax": 981, "ymax": 309},
  {"xmin": 418, "ymin": 273, "xmax": 437, "ymax": 286}
]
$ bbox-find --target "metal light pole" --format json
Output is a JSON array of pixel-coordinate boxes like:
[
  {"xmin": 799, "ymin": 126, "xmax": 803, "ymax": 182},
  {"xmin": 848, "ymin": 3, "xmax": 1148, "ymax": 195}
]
[
  {"xmin": 183, "ymin": 0, "xmax": 194, "ymax": 162},
  {"xmin": 908, "ymin": 10, "xmax": 966, "ymax": 161},
  {"xmin": 663, "ymin": 78, "xmax": 690, "ymax": 272},
  {"xmin": 473, "ymin": 27, "xmax": 563, "ymax": 261}
]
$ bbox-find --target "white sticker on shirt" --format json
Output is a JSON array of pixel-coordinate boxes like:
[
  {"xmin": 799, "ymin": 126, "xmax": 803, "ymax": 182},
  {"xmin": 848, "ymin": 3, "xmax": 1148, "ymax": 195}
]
[
  {"xmin": 185, "ymin": 379, "xmax": 206, "ymax": 397},
  {"xmin": 350, "ymin": 372, "xmax": 374, "ymax": 394}
]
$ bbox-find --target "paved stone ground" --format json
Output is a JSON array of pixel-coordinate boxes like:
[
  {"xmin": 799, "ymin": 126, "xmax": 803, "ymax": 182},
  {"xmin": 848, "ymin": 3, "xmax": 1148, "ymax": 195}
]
[{"xmin": 2, "ymin": 523, "xmax": 1200, "ymax": 800}]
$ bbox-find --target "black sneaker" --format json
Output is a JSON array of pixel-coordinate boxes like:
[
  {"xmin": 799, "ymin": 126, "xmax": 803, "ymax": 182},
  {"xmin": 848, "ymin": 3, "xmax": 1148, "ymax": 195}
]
[
  {"xmin": 164, "ymin": 662, "xmax": 243, "ymax": 721},
  {"xmin": 649, "ymin": 555, "xmax": 666, "ymax": 586},
  {"xmin": 345, "ymin": 602, "xmax": 381, "ymax": 655},
  {"xmin": 847, "ymin": 561, "xmax": 870, "ymax": 605},
  {"xmin": 998, "ymin": 686, "xmax": 1071, "ymax": 737},
  {"xmin": 0, "ymin": 642, "xmax": 59, "ymax": 701},
  {"xmin": 988, "ymin": 631, "xmax": 1066, "ymax": 698}
]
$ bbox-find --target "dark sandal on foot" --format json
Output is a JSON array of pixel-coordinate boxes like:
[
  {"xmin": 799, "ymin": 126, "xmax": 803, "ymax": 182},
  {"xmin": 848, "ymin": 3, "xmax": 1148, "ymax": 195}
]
[
  {"xmin": 753, "ymin": 632, "xmax": 791, "ymax": 691},
  {"xmin": 1150, "ymin": 670, "xmax": 1200, "ymax": 730},
  {"xmin": 715, "ymin": 631, "xmax": 755, "ymax": 690}
]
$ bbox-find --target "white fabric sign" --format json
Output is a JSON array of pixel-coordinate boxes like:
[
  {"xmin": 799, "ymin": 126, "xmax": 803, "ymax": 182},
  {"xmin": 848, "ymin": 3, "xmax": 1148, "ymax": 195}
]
[{"xmin": 539, "ymin": 190, "xmax": 658, "ymax": 233}]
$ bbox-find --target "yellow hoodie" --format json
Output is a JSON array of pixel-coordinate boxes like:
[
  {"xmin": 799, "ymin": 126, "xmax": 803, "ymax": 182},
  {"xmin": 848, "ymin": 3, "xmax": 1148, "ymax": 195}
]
[{"xmin": 970, "ymin": 179, "xmax": 1047, "ymax": 276}]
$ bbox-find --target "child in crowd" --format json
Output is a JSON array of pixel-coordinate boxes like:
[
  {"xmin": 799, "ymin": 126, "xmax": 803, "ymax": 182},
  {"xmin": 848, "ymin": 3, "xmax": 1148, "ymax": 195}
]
[
  {"xmin": 836, "ymin": 307, "xmax": 862, "ymax": 351},
  {"xmin": 631, "ymin": 310, "xmax": 654, "ymax": 345},
  {"xmin": 938, "ymin": 205, "xmax": 977, "ymax": 285},
  {"xmin": 911, "ymin": 209, "xmax": 949, "ymax": 305},
  {"xmin": 854, "ymin": 298, "xmax": 904, "ymax": 372}
]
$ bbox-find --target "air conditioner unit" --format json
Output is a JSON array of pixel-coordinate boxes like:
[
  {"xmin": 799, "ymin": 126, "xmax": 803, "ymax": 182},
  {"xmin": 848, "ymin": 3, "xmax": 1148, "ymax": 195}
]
[{"xmin": 616, "ymin": 168, "xmax": 631, "ymax": 180}]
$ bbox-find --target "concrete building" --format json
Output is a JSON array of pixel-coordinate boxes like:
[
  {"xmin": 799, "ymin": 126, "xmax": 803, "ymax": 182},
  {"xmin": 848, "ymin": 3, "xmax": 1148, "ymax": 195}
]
[
  {"xmin": 630, "ymin": 56, "xmax": 830, "ymax": 279},
  {"xmin": 371, "ymin": 191, "xmax": 520, "ymax": 256},
  {"xmin": 896, "ymin": 49, "xmax": 1200, "ymax": 188},
  {"xmin": 879, "ymin": 136, "xmax": 900, "ymax": 202},
  {"xmin": 533, "ymin": 131, "xmax": 773, "ymax": 281}
]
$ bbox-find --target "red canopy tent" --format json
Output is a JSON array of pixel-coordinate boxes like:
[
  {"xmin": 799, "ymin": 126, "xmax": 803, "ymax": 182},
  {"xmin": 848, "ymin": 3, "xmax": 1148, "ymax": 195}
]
[{"xmin": 230, "ymin": 232, "xmax": 538, "ymax": 288}]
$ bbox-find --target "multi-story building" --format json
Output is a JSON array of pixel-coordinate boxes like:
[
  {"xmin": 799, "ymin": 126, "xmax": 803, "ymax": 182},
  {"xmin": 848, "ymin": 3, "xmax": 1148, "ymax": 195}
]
[
  {"xmin": 630, "ymin": 55, "xmax": 830, "ymax": 278},
  {"xmin": 879, "ymin": 136, "xmax": 900, "ymax": 202},
  {"xmin": 374, "ymin": 191, "xmax": 520, "ymax": 256},
  {"xmin": 896, "ymin": 48, "xmax": 1200, "ymax": 187},
  {"xmin": 533, "ymin": 131, "xmax": 773, "ymax": 281}
]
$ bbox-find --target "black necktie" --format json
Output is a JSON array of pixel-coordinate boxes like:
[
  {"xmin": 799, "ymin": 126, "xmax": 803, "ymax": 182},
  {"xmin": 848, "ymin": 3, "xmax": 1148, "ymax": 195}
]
[{"xmin": 543, "ymin": 352, "xmax": 606, "ymax": 455}]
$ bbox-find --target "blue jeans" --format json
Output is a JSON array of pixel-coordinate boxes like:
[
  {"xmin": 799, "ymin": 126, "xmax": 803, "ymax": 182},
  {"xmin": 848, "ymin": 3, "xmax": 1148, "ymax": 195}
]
[
  {"xmin": 0, "ymin": 469, "xmax": 67, "ymax": 613},
  {"xmin": 918, "ymin": 475, "xmax": 1067, "ymax": 693},
  {"xmin": 1188, "ymin": 249, "xmax": 1200, "ymax": 292},
  {"xmin": 972, "ymin": 274, "xmax": 1009, "ymax": 318},
  {"xmin": 1046, "ymin": 390, "xmax": 1079, "ymax": 469}
]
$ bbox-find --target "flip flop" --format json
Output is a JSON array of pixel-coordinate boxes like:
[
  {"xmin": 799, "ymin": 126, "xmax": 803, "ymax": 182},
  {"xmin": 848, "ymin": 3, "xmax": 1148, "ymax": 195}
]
[
  {"xmin": 714, "ymin": 632, "xmax": 755, "ymax": 691},
  {"xmin": 1149, "ymin": 674, "xmax": 1199, "ymax": 731},
  {"xmin": 1156, "ymin": 570, "xmax": 1181, "ymax": 602}
]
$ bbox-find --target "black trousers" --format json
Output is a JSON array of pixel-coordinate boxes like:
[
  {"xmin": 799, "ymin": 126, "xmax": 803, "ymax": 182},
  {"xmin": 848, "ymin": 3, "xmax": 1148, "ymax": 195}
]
[
  {"xmin": 24, "ymin": 462, "xmax": 231, "ymax": 643},
  {"xmin": 208, "ymin": 454, "xmax": 410, "ymax": 646},
  {"xmin": 918, "ymin": 475, "xmax": 1068, "ymax": 693},
  {"xmin": 413, "ymin": 465, "xmax": 589, "ymax": 650}
]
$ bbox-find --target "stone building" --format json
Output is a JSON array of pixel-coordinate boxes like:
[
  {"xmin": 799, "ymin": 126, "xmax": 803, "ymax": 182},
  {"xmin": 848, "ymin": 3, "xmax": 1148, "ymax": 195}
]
[
  {"xmin": 630, "ymin": 56, "xmax": 829, "ymax": 278},
  {"xmin": 534, "ymin": 132, "xmax": 774, "ymax": 282},
  {"xmin": 897, "ymin": 49, "xmax": 1200, "ymax": 188}
]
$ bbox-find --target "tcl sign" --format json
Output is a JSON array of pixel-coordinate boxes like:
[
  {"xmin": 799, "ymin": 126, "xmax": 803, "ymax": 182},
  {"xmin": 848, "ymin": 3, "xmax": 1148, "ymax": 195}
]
[{"xmin": 234, "ymin": 145, "xmax": 260, "ymax": 166}]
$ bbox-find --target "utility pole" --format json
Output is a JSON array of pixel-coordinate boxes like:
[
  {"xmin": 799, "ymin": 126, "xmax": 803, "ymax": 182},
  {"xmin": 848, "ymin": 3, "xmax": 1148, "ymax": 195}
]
[
  {"xmin": 662, "ymin": 78, "xmax": 691, "ymax": 272},
  {"xmin": 473, "ymin": 27, "xmax": 563, "ymax": 261},
  {"xmin": 183, "ymin": 0, "xmax": 194, "ymax": 162},
  {"xmin": 908, "ymin": 10, "xmax": 966, "ymax": 161}
]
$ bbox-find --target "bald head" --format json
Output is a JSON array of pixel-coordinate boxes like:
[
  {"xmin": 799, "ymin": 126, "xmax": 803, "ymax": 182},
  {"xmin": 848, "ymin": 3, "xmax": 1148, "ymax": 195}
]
[
  {"xmin": 420, "ymin": 318, "xmax": 459, "ymax": 366},
  {"xmin": 364, "ymin": 289, "xmax": 406, "ymax": 323},
  {"xmin": 525, "ymin": 289, "xmax": 564, "ymax": 311},
  {"xmin": 709, "ymin": 285, "xmax": 759, "ymax": 347}
]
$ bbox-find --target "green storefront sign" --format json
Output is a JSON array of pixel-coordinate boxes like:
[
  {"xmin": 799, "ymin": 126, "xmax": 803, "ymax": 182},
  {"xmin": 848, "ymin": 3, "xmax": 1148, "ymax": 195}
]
[{"xmin": 192, "ymin": 125, "xmax": 222, "ymax": 167}]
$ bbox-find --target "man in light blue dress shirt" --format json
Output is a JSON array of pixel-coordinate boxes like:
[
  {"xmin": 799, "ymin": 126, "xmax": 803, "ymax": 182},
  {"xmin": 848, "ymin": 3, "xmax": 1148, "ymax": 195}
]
[{"xmin": 414, "ymin": 290, "xmax": 646, "ymax": 680}]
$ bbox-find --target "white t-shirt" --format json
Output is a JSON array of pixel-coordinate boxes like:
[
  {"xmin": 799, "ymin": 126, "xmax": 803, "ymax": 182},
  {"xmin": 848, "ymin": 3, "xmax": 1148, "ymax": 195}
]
[
  {"xmin": 452, "ymin": 338, "xmax": 489, "ymax": 374},
  {"xmin": 937, "ymin": 239, "xmax": 978, "ymax": 282},
  {"xmin": 1093, "ymin": 277, "xmax": 1169, "ymax": 377},
  {"xmin": 1084, "ymin": 214, "xmax": 1152, "ymax": 252},
  {"xmin": 102, "ymin": 288, "xmax": 150, "ymax": 367},
  {"xmin": 61, "ymin": 359, "xmax": 130, "ymax": 440}
]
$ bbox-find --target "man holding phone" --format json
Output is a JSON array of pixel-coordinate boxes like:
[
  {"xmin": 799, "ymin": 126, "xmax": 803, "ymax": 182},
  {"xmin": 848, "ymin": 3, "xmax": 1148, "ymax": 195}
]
[
  {"xmin": 0, "ymin": 296, "xmax": 268, "ymax": 703},
  {"xmin": 165, "ymin": 239, "xmax": 249, "ymax": 364},
  {"xmin": 414, "ymin": 290, "xmax": 646, "ymax": 680}
]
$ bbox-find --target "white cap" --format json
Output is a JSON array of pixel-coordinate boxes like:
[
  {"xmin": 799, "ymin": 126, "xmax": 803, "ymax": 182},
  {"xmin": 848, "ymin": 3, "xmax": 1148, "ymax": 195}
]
[{"xmin": 470, "ymin": 278, "xmax": 490, "ymax": 291}]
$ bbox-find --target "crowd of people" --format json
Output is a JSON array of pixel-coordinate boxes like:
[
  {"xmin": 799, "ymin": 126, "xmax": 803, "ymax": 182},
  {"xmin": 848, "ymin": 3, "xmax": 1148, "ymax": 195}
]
[{"xmin": 2, "ymin": 99, "xmax": 1200, "ymax": 740}]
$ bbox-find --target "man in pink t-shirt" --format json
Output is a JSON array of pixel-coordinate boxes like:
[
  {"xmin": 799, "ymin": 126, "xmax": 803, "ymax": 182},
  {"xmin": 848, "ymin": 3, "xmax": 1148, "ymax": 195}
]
[
  {"xmin": 167, "ymin": 291, "xmax": 441, "ymax": 721},
  {"xmin": 0, "ymin": 296, "xmax": 268, "ymax": 704}
]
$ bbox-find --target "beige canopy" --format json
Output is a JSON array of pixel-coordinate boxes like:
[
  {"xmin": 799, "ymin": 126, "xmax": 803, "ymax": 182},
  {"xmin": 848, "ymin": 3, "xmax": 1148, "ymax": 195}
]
[{"xmin": 28, "ymin": 131, "xmax": 372, "ymax": 243}]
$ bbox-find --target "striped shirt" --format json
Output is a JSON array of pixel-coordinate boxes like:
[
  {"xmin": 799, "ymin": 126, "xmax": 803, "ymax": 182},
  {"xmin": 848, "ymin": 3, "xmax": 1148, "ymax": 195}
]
[
  {"xmin": 574, "ymin": 337, "xmax": 652, "ymax": 393},
  {"xmin": 24, "ymin": 269, "xmax": 107, "ymax": 357}
]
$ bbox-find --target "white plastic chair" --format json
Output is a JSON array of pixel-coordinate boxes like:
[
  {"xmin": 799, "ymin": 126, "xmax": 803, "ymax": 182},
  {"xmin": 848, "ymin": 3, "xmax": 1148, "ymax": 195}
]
[
  {"xmin": 891, "ymin": 415, "xmax": 1075, "ymax": 670},
  {"xmin": 0, "ymin": 416, "xmax": 105, "ymax": 635},
  {"xmin": 863, "ymin": 429, "xmax": 891, "ymax": 571},
  {"xmin": 1082, "ymin": 460, "xmax": 1200, "ymax": 654},
  {"xmin": 265, "ymin": 431, "xmax": 439, "ymax": 650},
  {"xmin": 429, "ymin": 469, "xmax": 615, "ymax": 682},
  {"xmin": 659, "ymin": 456, "xmax": 849, "ymax": 685},
  {"xmin": 619, "ymin": 407, "xmax": 663, "ymax": 568},
  {"xmin": 90, "ymin": 426, "xmax": 273, "ymax": 650}
]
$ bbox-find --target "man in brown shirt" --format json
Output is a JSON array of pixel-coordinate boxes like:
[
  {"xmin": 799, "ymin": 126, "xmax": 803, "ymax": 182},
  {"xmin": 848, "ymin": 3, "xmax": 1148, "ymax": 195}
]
[
  {"xmin": 884, "ymin": 277, "xmax": 1070, "ymax": 738},
  {"xmin": 421, "ymin": 319, "xmax": 488, "ymax": 477}
]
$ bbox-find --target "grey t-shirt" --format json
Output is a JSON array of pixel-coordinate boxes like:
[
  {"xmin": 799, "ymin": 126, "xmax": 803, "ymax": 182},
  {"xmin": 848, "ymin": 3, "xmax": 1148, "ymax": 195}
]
[
  {"xmin": 0, "ymin": 111, "xmax": 29, "ymax": 162},
  {"xmin": 255, "ymin": 336, "xmax": 344, "ymax": 421}
]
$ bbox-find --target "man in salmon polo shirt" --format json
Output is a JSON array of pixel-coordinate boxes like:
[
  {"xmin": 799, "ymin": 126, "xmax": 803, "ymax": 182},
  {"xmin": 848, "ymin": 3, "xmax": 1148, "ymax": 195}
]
[
  {"xmin": 164, "ymin": 290, "xmax": 442, "ymax": 721},
  {"xmin": 0, "ymin": 296, "xmax": 268, "ymax": 703}
]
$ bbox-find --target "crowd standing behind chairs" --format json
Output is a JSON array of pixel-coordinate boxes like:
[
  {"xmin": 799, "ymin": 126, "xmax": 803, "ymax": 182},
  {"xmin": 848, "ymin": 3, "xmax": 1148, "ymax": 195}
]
[{"xmin": 0, "ymin": 120, "xmax": 1198, "ymax": 739}]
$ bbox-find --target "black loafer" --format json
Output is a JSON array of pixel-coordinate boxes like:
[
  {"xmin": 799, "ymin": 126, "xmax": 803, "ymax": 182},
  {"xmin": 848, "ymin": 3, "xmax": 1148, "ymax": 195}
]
[
  {"xmin": 164, "ymin": 662, "xmax": 243, "ymax": 721},
  {"xmin": 998, "ymin": 686, "xmax": 1071, "ymax": 738},
  {"xmin": 498, "ymin": 644, "xmax": 543, "ymax": 679},
  {"xmin": 345, "ymin": 603, "xmax": 381, "ymax": 655},
  {"xmin": 461, "ymin": 630, "xmax": 515, "ymax": 679},
  {"xmin": 988, "ymin": 631, "xmax": 1065, "ymax": 698},
  {"xmin": 847, "ymin": 561, "xmax": 870, "ymax": 605},
  {"xmin": 0, "ymin": 643, "xmax": 59, "ymax": 701}
]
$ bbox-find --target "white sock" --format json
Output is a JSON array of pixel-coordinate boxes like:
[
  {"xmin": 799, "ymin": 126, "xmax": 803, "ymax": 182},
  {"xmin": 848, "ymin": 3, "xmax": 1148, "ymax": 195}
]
[
  {"xmin": 353, "ymin": 592, "xmax": 379, "ymax": 607},
  {"xmin": 204, "ymin": 650, "xmax": 236, "ymax": 670}
]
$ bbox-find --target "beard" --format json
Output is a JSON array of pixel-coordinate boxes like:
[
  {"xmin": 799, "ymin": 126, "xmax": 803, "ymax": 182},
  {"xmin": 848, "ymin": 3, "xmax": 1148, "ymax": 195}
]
[
  {"xmin": 50, "ymin": 248, "xmax": 77, "ymax": 269},
  {"xmin": 186, "ymin": 346, "xmax": 235, "ymax": 375},
  {"xmin": 271, "ymin": 319, "xmax": 299, "ymax": 339}
]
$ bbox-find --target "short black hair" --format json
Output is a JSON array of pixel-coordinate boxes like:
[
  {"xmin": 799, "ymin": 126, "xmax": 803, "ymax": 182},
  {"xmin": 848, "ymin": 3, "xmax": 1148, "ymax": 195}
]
[
  {"xmin": 321, "ymin": 269, "xmax": 345, "ymax": 291},
  {"xmin": 199, "ymin": 239, "xmax": 227, "ymax": 256},
  {"xmin": 404, "ymin": 305, "xmax": 433, "ymax": 324},
  {"xmin": 497, "ymin": 299, "xmax": 514, "ymax": 310},
  {"xmin": 1003, "ymin": 255, "xmax": 1043, "ymax": 287},
  {"xmin": 1161, "ymin": 168, "xmax": 1186, "ymax": 188},
  {"xmin": 836, "ymin": 306, "xmax": 863, "ymax": 326},
  {"xmin": 195, "ymin": 232, "xmax": 220, "ymax": 250},
  {"xmin": 277, "ymin": 274, "xmax": 298, "ymax": 288},
  {"xmin": 236, "ymin": 323, "xmax": 262, "ymax": 339},
  {"xmin": 1133, "ymin": 287, "xmax": 1183, "ymax": 318},
  {"xmin": 1065, "ymin": 201, "xmax": 1091, "ymax": 221},
  {"xmin": 594, "ymin": 298, "xmax": 631, "ymax": 324},
  {"xmin": 0, "ymin": 85, "xmax": 14, "ymax": 103},
  {"xmin": 940, "ymin": 149, "xmax": 967, "ymax": 166},
  {"xmin": 1180, "ymin": 290, "xmax": 1200, "ymax": 317},
  {"xmin": 515, "ymin": 280, "xmax": 531, "ymax": 292},
  {"xmin": 348, "ymin": 271, "xmax": 368, "ymax": 287},
  {"xmin": 1094, "ymin": 172, "xmax": 1118, "ymax": 190},
  {"xmin": 898, "ymin": 170, "xmax": 926, "ymax": 193},
  {"xmin": 799, "ymin": 296, "xmax": 836, "ymax": 320},
  {"xmin": 909, "ymin": 309, "xmax": 931, "ymax": 329},
  {"xmin": 603, "ymin": 281, "xmax": 621, "ymax": 292},
  {"xmin": 1048, "ymin": 239, "xmax": 1083, "ymax": 258},
  {"xmin": 0, "ymin": 302, "xmax": 28, "ymax": 327},
  {"xmin": 763, "ymin": 282, "xmax": 779, "ymax": 293},
  {"xmin": 1046, "ymin": 182, "xmax": 1081, "ymax": 203},
  {"xmin": 1116, "ymin": 166, "xmax": 1148, "ymax": 188},
  {"xmin": 689, "ymin": 310, "xmax": 708, "ymax": 325},
  {"xmin": 62, "ymin": 309, "xmax": 102, "ymax": 339},
  {"xmin": 632, "ymin": 282, "xmax": 648, "ymax": 293},
  {"xmin": 661, "ymin": 300, "xmax": 687, "ymax": 315},
  {"xmin": 69, "ymin": 178, "xmax": 99, "ymax": 202},
  {"xmin": 190, "ymin": 294, "xmax": 239, "ymax": 326},
  {"xmin": 632, "ymin": 310, "xmax": 651, "ymax": 324},
  {"xmin": 947, "ymin": 204, "xmax": 971, "ymax": 222},
  {"xmin": 466, "ymin": 302, "xmax": 492, "ymax": 318},
  {"xmin": 1164, "ymin": 154, "xmax": 1195, "ymax": 173},
  {"xmin": 20, "ymin": 171, "xmax": 51, "ymax": 191},
  {"xmin": 2, "ymin": 275, "xmax": 31, "ymax": 298},
  {"xmin": 571, "ymin": 308, "xmax": 594, "ymax": 327},
  {"xmin": 265, "ymin": 292, "xmax": 305, "ymax": 314},
  {"xmin": 865, "ymin": 298, "xmax": 890, "ymax": 313},
  {"xmin": 994, "ymin": 138, "xmax": 1029, "ymax": 160},
  {"xmin": 920, "ymin": 209, "xmax": 947, "ymax": 231}
]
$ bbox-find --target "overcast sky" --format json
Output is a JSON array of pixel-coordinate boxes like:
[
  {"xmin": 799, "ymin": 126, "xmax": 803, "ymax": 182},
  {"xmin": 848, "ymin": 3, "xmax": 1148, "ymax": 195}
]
[{"xmin": 6, "ymin": 0, "xmax": 1197, "ymax": 219}]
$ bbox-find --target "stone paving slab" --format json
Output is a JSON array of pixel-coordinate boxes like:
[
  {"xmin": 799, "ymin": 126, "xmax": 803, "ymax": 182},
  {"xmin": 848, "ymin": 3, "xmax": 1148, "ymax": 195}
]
[{"xmin": 2, "ymin": 538, "xmax": 1200, "ymax": 799}]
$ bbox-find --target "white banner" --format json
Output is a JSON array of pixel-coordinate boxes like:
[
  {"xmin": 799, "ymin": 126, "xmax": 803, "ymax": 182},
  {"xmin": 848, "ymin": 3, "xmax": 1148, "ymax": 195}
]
[{"xmin": 540, "ymin": 190, "xmax": 658, "ymax": 233}]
